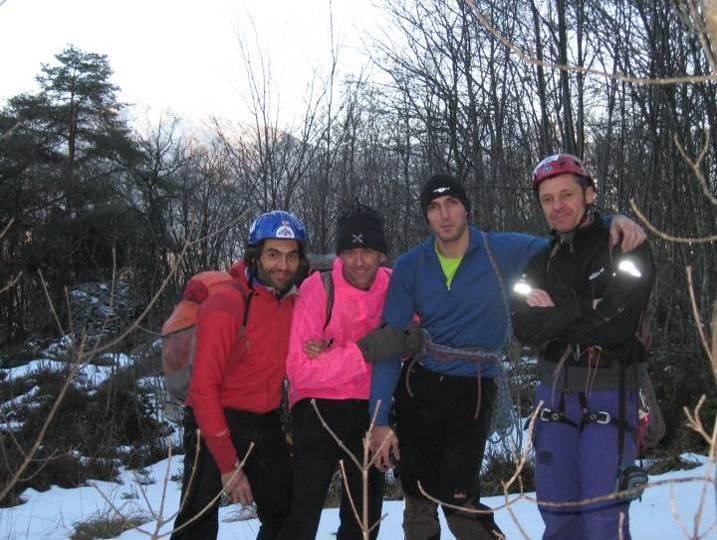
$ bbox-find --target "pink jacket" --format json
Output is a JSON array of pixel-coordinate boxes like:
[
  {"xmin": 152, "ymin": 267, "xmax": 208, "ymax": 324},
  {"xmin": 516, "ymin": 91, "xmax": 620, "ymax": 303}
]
[{"xmin": 287, "ymin": 257, "xmax": 391, "ymax": 408}]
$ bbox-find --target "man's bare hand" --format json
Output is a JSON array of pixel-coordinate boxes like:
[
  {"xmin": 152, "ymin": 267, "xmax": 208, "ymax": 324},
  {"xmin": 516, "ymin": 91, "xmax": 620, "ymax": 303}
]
[
  {"xmin": 370, "ymin": 426, "xmax": 399, "ymax": 472},
  {"xmin": 609, "ymin": 215, "xmax": 646, "ymax": 252},
  {"xmin": 304, "ymin": 339, "xmax": 330, "ymax": 359},
  {"xmin": 526, "ymin": 288, "xmax": 555, "ymax": 308},
  {"xmin": 221, "ymin": 467, "xmax": 253, "ymax": 506}
]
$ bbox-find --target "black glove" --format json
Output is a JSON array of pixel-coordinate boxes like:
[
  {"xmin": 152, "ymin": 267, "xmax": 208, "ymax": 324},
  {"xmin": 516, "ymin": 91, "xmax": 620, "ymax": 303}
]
[
  {"xmin": 404, "ymin": 321, "xmax": 424, "ymax": 357},
  {"xmin": 358, "ymin": 323, "xmax": 423, "ymax": 363}
]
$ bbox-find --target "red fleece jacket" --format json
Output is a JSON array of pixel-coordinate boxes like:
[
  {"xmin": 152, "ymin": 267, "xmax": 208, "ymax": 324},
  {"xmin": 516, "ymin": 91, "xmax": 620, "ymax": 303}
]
[{"xmin": 187, "ymin": 265, "xmax": 295, "ymax": 473}]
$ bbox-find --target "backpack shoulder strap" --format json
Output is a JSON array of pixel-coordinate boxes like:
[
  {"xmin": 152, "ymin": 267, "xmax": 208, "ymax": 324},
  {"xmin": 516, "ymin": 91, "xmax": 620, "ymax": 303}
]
[
  {"xmin": 321, "ymin": 270, "xmax": 334, "ymax": 331},
  {"xmin": 228, "ymin": 279, "xmax": 255, "ymax": 336}
]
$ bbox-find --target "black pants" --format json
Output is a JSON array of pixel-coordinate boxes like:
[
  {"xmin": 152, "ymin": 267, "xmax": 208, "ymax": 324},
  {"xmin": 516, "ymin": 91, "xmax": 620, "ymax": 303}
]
[
  {"xmin": 277, "ymin": 399, "xmax": 385, "ymax": 540},
  {"xmin": 170, "ymin": 407, "xmax": 291, "ymax": 540},
  {"xmin": 395, "ymin": 362, "xmax": 496, "ymax": 505}
]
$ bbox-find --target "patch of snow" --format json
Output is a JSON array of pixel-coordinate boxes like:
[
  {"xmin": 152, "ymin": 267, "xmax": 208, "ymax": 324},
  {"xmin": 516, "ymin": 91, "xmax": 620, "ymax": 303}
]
[
  {"xmin": 1, "ymin": 354, "xmax": 137, "ymax": 389},
  {"xmin": 0, "ymin": 455, "xmax": 713, "ymax": 539},
  {"xmin": 0, "ymin": 385, "xmax": 40, "ymax": 411},
  {"xmin": 0, "ymin": 420, "xmax": 23, "ymax": 431}
]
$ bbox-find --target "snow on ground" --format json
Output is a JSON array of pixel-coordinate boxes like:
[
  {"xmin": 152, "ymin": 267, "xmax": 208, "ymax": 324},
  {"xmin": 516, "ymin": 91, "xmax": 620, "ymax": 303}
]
[
  {"xmin": 0, "ymin": 353, "xmax": 137, "ymax": 390},
  {"xmin": 0, "ymin": 453, "xmax": 713, "ymax": 539}
]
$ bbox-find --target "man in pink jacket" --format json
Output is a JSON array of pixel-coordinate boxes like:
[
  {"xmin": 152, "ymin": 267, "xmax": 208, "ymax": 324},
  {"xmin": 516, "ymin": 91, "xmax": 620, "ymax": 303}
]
[{"xmin": 277, "ymin": 201, "xmax": 390, "ymax": 540}]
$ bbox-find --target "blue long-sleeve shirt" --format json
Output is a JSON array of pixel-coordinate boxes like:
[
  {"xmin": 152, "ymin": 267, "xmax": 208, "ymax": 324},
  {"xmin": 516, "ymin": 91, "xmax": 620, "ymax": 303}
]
[{"xmin": 369, "ymin": 226, "xmax": 545, "ymax": 425}]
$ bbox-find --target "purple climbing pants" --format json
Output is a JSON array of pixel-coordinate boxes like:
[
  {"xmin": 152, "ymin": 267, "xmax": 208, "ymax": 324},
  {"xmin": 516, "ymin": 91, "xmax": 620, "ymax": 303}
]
[{"xmin": 534, "ymin": 383, "xmax": 638, "ymax": 540}]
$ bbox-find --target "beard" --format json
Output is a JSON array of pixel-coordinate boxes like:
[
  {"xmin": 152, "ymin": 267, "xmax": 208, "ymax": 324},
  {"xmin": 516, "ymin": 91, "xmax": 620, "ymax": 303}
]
[
  {"xmin": 434, "ymin": 219, "xmax": 468, "ymax": 244},
  {"xmin": 256, "ymin": 263, "xmax": 295, "ymax": 292}
]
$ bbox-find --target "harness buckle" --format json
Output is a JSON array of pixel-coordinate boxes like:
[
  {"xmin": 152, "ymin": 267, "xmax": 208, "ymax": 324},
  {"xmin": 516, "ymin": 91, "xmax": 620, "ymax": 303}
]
[
  {"xmin": 582, "ymin": 408, "xmax": 611, "ymax": 425},
  {"xmin": 540, "ymin": 408, "xmax": 562, "ymax": 422}
]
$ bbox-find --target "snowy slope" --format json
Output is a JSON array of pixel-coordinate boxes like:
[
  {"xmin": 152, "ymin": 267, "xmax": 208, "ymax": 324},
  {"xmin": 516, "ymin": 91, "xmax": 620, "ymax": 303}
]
[{"xmin": 1, "ymin": 453, "xmax": 713, "ymax": 539}]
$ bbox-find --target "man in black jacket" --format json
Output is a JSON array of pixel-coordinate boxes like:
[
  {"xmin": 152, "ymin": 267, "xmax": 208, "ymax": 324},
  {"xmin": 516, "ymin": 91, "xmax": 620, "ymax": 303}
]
[{"xmin": 512, "ymin": 154, "xmax": 654, "ymax": 540}]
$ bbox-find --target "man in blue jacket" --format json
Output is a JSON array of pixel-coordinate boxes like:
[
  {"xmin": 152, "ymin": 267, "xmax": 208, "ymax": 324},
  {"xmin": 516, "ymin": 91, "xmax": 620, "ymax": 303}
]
[{"xmin": 368, "ymin": 174, "xmax": 645, "ymax": 540}]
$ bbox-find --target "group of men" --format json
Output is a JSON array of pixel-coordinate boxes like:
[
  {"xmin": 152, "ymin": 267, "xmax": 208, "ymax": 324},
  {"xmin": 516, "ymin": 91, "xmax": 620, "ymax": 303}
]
[{"xmin": 170, "ymin": 153, "xmax": 654, "ymax": 540}]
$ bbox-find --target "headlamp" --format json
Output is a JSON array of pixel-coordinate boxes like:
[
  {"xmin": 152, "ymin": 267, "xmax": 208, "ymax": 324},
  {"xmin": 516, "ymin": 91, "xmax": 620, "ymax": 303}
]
[
  {"xmin": 617, "ymin": 259, "xmax": 642, "ymax": 278},
  {"xmin": 513, "ymin": 280, "xmax": 533, "ymax": 296}
]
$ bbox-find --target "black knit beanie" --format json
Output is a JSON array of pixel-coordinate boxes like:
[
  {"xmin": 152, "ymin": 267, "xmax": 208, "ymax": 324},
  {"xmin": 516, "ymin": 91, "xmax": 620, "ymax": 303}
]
[
  {"xmin": 335, "ymin": 201, "xmax": 388, "ymax": 255},
  {"xmin": 419, "ymin": 174, "xmax": 471, "ymax": 220}
]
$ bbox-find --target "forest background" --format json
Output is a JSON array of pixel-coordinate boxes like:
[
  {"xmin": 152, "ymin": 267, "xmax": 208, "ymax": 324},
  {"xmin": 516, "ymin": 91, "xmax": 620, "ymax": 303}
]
[{"xmin": 0, "ymin": 0, "xmax": 716, "ymax": 517}]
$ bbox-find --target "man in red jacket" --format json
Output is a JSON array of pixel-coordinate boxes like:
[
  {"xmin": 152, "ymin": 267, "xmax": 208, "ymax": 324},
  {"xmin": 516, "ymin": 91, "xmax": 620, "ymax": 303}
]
[{"xmin": 171, "ymin": 210, "xmax": 308, "ymax": 540}]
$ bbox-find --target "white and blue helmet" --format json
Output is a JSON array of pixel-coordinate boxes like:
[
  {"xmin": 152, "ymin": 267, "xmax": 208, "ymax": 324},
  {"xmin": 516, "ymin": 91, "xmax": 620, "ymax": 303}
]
[{"xmin": 248, "ymin": 211, "xmax": 307, "ymax": 246}]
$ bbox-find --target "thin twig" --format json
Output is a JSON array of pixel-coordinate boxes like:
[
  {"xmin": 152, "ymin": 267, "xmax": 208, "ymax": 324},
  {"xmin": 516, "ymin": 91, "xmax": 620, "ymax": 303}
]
[
  {"xmin": 163, "ymin": 441, "xmax": 255, "ymax": 538},
  {"xmin": 337, "ymin": 459, "xmax": 365, "ymax": 539},
  {"xmin": 155, "ymin": 447, "xmax": 175, "ymax": 526},
  {"xmin": 91, "ymin": 481, "xmax": 132, "ymax": 526},
  {"xmin": 680, "ymin": 0, "xmax": 717, "ymax": 76},
  {"xmin": 500, "ymin": 403, "xmax": 542, "ymax": 540},
  {"xmin": 0, "ymin": 272, "xmax": 22, "ymax": 295},
  {"xmin": 310, "ymin": 399, "xmax": 362, "ymax": 469},
  {"xmin": 135, "ymin": 470, "xmax": 159, "ymax": 520},
  {"xmin": 137, "ymin": 325, "xmax": 163, "ymax": 337},
  {"xmin": 310, "ymin": 398, "xmax": 384, "ymax": 538},
  {"xmin": 669, "ymin": 482, "xmax": 692, "ymax": 539},
  {"xmin": 418, "ymin": 480, "xmax": 522, "ymax": 513},
  {"xmin": 628, "ymin": 200, "xmax": 717, "ymax": 244},
  {"xmin": 686, "ymin": 266, "xmax": 714, "ymax": 363},
  {"xmin": 176, "ymin": 429, "xmax": 203, "ymax": 516},
  {"xmin": 461, "ymin": 0, "xmax": 717, "ymax": 86},
  {"xmin": 691, "ymin": 452, "xmax": 710, "ymax": 537},
  {"xmin": 712, "ymin": 300, "xmax": 717, "ymax": 381},
  {"xmin": 37, "ymin": 269, "xmax": 65, "ymax": 336},
  {"xmin": 673, "ymin": 131, "xmax": 717, "ymax": 207},
  {"xmin": 0, "ymin": 218, "xmax": 14, "ymax": 241}
]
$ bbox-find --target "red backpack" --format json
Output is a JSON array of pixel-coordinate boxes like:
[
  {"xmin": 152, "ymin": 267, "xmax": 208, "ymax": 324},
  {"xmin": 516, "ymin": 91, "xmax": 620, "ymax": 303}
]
[{"xmin": 161, "ymin": 270, "xmax": 251, "ymax": 402}]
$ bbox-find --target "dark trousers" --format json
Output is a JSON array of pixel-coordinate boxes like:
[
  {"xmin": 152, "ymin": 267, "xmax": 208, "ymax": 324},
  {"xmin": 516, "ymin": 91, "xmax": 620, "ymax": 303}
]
[
  {"xmin": 395, "ymin": 362, "xmax": 500, "ymax": 540},
  {"xmin": 170, "ymin": 407, "xmax": 291, "ymax": 540},
  {"xmin": 277, "ymin": 399, "xmax": 385, "ymax": 540}
]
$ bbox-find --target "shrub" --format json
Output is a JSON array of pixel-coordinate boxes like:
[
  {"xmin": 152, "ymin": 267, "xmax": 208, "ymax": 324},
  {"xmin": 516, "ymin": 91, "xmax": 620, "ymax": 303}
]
[
  {"xmin": 0, "ymin": 347, "xmax": 171, "ymax": 507},
  {"xmin": 480, "ymin": 448, "xmax": 535, "ymax": 497},
  {"xmin": 71, "ymin": 512, "xmax": 149, "ymax": 540}
]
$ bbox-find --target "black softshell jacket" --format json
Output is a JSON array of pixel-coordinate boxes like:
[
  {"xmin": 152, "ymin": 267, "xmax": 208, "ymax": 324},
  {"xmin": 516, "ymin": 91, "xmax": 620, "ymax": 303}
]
[{"xmin": 511, "ymin": 214, "xmax": 655, "ymax": 391}]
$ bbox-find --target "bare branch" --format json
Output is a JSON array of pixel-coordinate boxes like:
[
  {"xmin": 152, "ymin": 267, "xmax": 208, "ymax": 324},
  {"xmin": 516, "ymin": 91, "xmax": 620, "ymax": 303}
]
[
  {"xmin": 91, "ymin": 480, "xmax": 133, "ymax": 528},
  {"xmin": 176, "ymin": 430, "xmax": 203, "ymax": 517},
  {"xmin": 684, "ymin": 396, "xmax": 717, "ymax": 452},
  {"xmin": 0, "ymin": 218, "xmax": 14, "ymax": 241},
  {"xmin": 706, "ymin": 1, "xmax": 717, "ymax": 64},
  {"xmin": 712, "ymin": 300, "xmax": 717, "ymax": 373},
  {"xmin": 674, "ymin": 131, "xmax": 717, "ymax": 207},
  {"xmin": 37, "ymin": 269, "xmax": 65, "ymax": 336},
  {"xmin": 461, "ymin": 0, "xmax": 717, "ymax": 86},
  {"xmin": 628, "ymin": 200, "xmax": 717, "ymax": 244},
  {"xmin": 164, "ymin": 441, "xmax": 254, "ymax": 538},
  {"xmin": 311, "ymin": 399, "xmax": 385, "ymax": 538},
  {"xmin": 675, "ymin": 1, "xmax": 717, "ymax": 75},
  {"xmin": 686, "ymin": 266, "xmax": 716, "ymax": 370},
  {"xmin": 310, "ymin": 399, "xmax": 362, "ymax": 470},
  {"xmin": 0, "ymin": 272, "xmax": 22, "ymax": 296},
  {"xmin": 337, "ymin": 459, "xmax": 364, "ymax": 538}
]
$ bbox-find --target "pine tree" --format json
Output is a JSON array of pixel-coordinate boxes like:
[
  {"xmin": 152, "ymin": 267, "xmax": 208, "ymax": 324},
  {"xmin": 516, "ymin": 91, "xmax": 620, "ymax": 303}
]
[{"xmin": 0, "ymin": 46, "xmax": 142, "ymax": 340}]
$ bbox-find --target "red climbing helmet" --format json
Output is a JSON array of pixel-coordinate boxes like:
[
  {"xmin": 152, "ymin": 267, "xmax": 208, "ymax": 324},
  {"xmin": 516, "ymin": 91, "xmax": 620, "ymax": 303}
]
[{"xmin": 532, "ymin": 153, "xmax": 594, "ymax": 191}]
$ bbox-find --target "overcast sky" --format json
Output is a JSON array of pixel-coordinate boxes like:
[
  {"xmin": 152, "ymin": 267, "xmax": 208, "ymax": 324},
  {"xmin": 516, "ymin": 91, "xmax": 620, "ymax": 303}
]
[{"xmin": 0, "ymin": 0, "xmax": 380, "ymax": 126}]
